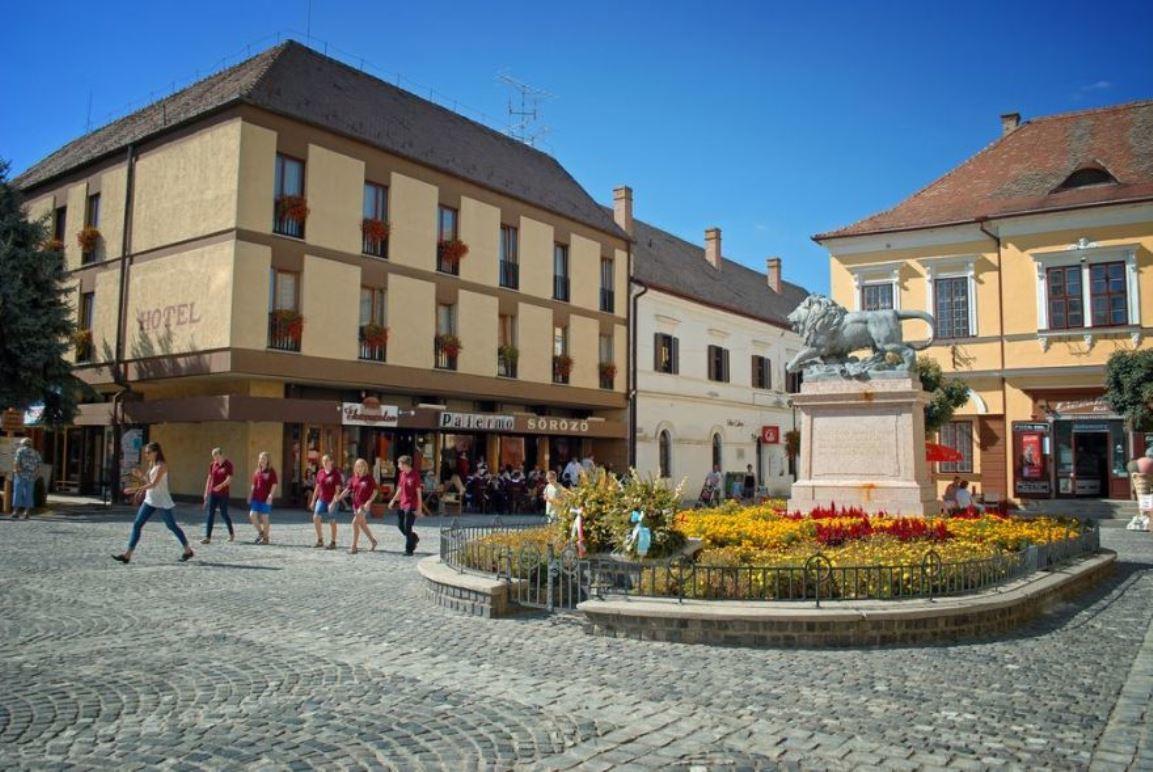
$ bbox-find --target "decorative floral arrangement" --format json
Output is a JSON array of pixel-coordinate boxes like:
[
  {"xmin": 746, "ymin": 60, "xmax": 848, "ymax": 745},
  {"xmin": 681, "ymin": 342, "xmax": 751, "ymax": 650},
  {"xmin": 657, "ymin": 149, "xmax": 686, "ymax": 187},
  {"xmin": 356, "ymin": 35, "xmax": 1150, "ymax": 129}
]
[
  {"xmin": 498, "ymin": 344, "xmax": 520, "ymax": 363},
  {"xmin": 76, "ymin": 227, "xmax": 101, "ymax": 253},
  {"xmin": 436, "ymin": 333, "xmax": 462, "ymax": 358},
  {"xmin": 437, "ymin": 239, "xmax": 469, "ymax": 263},
  {"xmin": 598, "ymin": 361, "xmax": 617, "ymax": 381},
  {"xmin": 360, "ymin": 323, "xmax": 389, "ymax": 348},
  {"xmin": 71, "ymin": 328, "xmax": 93, "ymax": 351},
  {"xmin": 361, "ymin": 217, "xmax": 390, "ymax": 243},
  {"xmin": 553, "ymin": 354, "xmax": 574, "ymax": 377},
  {"xmin": 44, "ymin": 238, "xmax": 65, "ymax": 253},
  {"xmin": 276, "ymin": 195, "xmax": 310, "ymax": 224},
  {"xmin": 271, "ymin": 309, "xmax": 304, "ymax": 342}
]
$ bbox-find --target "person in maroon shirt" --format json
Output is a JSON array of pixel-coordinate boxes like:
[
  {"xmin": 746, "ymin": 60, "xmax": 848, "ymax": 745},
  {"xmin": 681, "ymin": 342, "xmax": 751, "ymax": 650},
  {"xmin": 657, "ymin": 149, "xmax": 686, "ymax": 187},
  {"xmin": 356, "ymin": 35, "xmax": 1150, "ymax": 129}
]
[
  {"xmin": 201, "ymin": 447, "xmax": 235, "ymax": 544},
  {"xmin": 247, "ymin": 451, "xmax": 279, "ymax": 545},
  {"xmin": 388, "ymin": 454, "xmax": 423, "ymax": 556},
  {"xmin": 339, "ymin": 458, "xmax": 379, "ymax": 554},
  {"xmin": 309, "ymin": 454, "xmax": 343, "ymax": 550}
]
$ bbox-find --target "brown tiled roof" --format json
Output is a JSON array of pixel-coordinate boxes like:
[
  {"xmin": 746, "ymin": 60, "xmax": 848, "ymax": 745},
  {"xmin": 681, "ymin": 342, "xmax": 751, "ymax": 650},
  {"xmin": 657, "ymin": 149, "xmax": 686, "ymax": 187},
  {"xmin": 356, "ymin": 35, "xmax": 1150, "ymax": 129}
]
[
  {"xmin": 15, "ymin": 41, "xmax": 626, "ymax": 239},
  {"xmin": 631, "ymin": 217, "xmax": 808, "ymax": 328},
  {"xmin": 816, "ymin": 99, "xmax": 1153, "ymax": 240}
]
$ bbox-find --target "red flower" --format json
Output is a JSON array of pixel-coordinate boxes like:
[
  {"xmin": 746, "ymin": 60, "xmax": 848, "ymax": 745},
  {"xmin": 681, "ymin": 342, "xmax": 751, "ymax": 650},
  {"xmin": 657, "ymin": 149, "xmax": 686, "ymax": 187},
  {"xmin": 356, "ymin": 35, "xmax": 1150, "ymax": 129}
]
[{"xmin": 437, "ymin": 239, "xmax": 469, "ymax": 262}]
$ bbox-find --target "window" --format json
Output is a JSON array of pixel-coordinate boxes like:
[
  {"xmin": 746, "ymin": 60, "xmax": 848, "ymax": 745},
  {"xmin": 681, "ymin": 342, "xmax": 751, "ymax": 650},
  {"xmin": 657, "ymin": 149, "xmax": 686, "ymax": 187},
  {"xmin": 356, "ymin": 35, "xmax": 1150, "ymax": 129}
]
[
  {"xmin": 436, "ymin": 205, "xmax": 460, "ymax": 274},
  {"xmin": 53, "ymin": 206, "xmax": 66, "ymax": 242},
  {"xmin": 939, "ymin": 421, "xmax": 974, "ymax": 474},
  {"xmin": 599, "ymin": 333, "xmax": 614, "ymax": 389},
  {"xmin": 362, "ymin": 182, "xmax": 388, "ymax": 257},
  {"xmin": 76, "ymin": 292, "xmax": 94, "ymax": 362},
  {"xmin": 1056, "ymin": 167, "xmax": 1116, "ymax": 190},
  {"xmin": 1046, "ymin": 266, "xmax": 1083, "ymax": 330},
  {"xmin": 707, "ymin": 345, "xmax": 730, "ymax": 383},
  {"xmin": 553, "ymin": 243, "xmax": 570, "ymax": 301},
  {"xmin": 500, "ymin": 225, "xmax": 519, "ymax": 289},
  {"xmin": 934, "ymin": 277, "xmax": 971, "ymax": 339},
  {"xmin": 359, "ymin": 287, "xmax": 387, "ymax": 362},
  {"xmin": 435, "ymin": 303, "xmax": 457, "ymax": 369},
  {"xmin": 711, "ymin": 433, "xmax": 722, "ymax": 470},
  {"xmin": 786, "ymin": 369, "xmax": 803, "ymax": 394},
  {"xmin": 552, "ymin": 324, "xmax": 570, "ymax": 384},
  {"xmin": 82, "ymin": 193, "xmax": 101, "ymax": 264},
  {"xmin": 600, "ymin": 257, "xmax": 614, "ymax": 313},
  {"xmin": 752, "ymin": 355, "xmax": 772, "ymax": 390},
  {"xmin": 1089, "ymin": 261, "xmax": 1128, "ymax": 327},
  {"xmin": 658, "ymin": 430, "xmax": 672, "ymax": 479},
  {"xmin": 654, "ymin": 333, "xmax": 678, "ymax": 374},
  {"xmin": 268, "ymin": 269, "xmax": 300, "ymax": 351},
  {"xmin": 273, "ymin": 154, "xmax": 306, "ymax": 238},
  {"xmin": 498, "ymin": 314, "xmax": 517, "ymax": 378},
  {"xmin": 861, "ymin": 283, "xmax": 894, "ymax": 311}
]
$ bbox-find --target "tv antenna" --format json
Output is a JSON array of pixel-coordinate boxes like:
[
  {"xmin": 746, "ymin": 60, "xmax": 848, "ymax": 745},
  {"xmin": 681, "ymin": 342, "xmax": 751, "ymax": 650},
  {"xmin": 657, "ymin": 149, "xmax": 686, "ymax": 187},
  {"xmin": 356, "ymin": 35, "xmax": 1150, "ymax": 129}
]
[{"xmin": 498, "ymin": 71, "xmax": 553, "ymax": 147}]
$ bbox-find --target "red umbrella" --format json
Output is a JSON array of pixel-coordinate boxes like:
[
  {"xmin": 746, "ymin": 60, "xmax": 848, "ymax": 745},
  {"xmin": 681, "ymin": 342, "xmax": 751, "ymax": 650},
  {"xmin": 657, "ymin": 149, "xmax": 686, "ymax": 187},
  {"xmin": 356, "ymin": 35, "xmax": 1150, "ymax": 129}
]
[{"xmin": 926, "ymin": 443, "xmax": 963, "ymax": 463}]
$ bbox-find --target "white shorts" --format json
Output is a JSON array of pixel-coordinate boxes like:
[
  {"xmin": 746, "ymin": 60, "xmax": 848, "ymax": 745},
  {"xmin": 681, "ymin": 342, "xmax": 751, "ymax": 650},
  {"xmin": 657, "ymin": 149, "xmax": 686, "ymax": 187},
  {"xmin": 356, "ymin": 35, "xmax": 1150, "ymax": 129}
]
[{"xmin": 1139, "ymin": 494, "xmax": 1153, "ymax": 511}]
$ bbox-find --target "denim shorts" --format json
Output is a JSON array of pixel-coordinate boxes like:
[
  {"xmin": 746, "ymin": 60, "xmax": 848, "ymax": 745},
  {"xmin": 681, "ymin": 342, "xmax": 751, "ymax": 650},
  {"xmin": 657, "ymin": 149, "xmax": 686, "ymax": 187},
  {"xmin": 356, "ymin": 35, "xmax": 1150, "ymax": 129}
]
[
  {"xmin": 250, "ymin": 500, "xmax": 272, "ymax": 515},
  {"xmin": 313, "ymin": 500, "xmax": 337, "ymax": 519}
]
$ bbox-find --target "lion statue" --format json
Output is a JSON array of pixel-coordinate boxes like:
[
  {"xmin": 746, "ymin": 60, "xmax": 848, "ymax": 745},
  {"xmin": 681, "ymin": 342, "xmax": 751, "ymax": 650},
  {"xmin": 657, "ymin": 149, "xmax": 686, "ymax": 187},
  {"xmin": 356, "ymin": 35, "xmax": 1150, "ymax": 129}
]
[{"xmin": 785, "ymin": 294, "xmax": 935, "ymax": 376}]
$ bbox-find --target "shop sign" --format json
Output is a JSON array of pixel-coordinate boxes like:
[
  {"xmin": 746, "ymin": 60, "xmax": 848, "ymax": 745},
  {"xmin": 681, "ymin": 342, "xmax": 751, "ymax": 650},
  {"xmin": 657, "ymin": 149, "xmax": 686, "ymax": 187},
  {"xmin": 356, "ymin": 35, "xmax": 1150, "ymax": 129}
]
[
  {"xmin": 1071, "ymin": 421, "xmax": 1112, "ymax": 433},
  {"xmin": 760, "ymin": 425, "xmax": 780, "ymax": 444},
  {"xmin": 1016, "ymin": 481, "xmax": 1051, "ymax": 495},
  {"xmin": 341, "ymin": 402, "xmax": 399, "ymax": 428},
  {"xmin": 439, "ymin": 412, "xmax": 515, "ymax": 432},
  {"xmin": 1013, "ymin": 422, "xmax": 1050, "ymax": 433},
  {"xmin": 523, "ymin": 416, "xmax": 592, "ymax": 434},
  {"xmin": 136, "ymin": 303, "xmax": 202, "ymax": 332}
]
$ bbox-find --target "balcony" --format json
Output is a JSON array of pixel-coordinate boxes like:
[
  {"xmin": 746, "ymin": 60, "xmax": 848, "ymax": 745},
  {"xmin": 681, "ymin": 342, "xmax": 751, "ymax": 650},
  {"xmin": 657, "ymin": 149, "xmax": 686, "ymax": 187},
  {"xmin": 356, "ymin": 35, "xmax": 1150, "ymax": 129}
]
[
  {"xmin": 362, "ymin": 235, "xmax": 388, "ymax": 258},
  {"xmin": 273, "ymin": 196, "xmax": 307, "ymax": 239},
  {"xmin": 552, "ymin": 354, "xmax": 572, "ymax": 385},
  {"xmin": 437, "ymin": 239, "xmax": 468, "ymax": 275},
  {"xmin": 500, "ymin": 260, "xmax": 520, "ymax": 290},
  {"xmin": 268, "ymin": 310, "xmax": 302, "ymax": 352},
  {"xmin": 598, "ymin": 362, "xmax": 617, "ymax": 390},
  {"xmin": 498, "ymin": 349, "xmax": 518, "ymax": 378},
  {"xmin": 435, "ymin": 334, "xmax": 460, "ymax": 371},
  {"xmin": 358, "ymin": 324, "xmax": 388, "ymax": 362},
  {"xmin": 600, "ymin": 288, "xmax": 615, "ymax": 314},
  {"xmin": 553, "ymin": 276, "xmax": 570, "ymax": 302}
]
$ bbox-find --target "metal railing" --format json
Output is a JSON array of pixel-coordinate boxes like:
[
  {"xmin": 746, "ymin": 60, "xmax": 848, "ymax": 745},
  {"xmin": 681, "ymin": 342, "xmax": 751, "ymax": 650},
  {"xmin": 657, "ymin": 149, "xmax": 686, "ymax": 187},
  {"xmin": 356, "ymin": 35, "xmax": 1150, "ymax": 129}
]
[
  {"xmin": 267, "ymin": 312, "xmax": 301, "ymax": 352},
  {"xmin": 553, "ymin": 275, "xmax": 569, "ymax": 302},
  {"xmin": 273, "ymin": 214, "xmax": 305, "ymax": 239},
  {"xmin": 363, "ymin": 235, "xmax": 387, "ymax": 257},
  {"xmin": 437, "ymin": 254, "xmax": 460, "ymax": 275},
  {"xmin": 441, "ymin": 521, "xmax": 1100, "ymax": 609},
  {"xmin": 600, "ymin": 287, "xmax": 614, "ymax": 313},
  {"xmin": 500, "ymin": 260, "xmax": 519, "ymax": 289},
  {"xmin": 434, "ymin": 340, "xmax": 457, "ymax": 370},
  {"xmin": 359, "ymin": 339, "xmax": 386, "ymax": 362},
  {"xmin": 498, "ymin": 353, "xmax": 517, "ymax": 378}
]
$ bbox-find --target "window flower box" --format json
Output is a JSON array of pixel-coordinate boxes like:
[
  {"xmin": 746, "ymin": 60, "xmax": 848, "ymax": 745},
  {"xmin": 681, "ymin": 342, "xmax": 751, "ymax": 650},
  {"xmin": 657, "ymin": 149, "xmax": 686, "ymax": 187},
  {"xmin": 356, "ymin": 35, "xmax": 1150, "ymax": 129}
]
[
  {"xmin": 44, "ymin": 238, "xmax": 64, "ymax": 253},
  {"xmin": 437, "ymin": 239, "xmax": 469, "ymax": 263},
  {"xmin": 553, "ymin": 354, "xmax": 574, "ymax": 378},
  {"xmin": 435, "ymin": 334, "xmax": 462, "ymax": 358},
  {"xmin": 360, "ymin": 323, "xmax": 389, "ymax": 348},
  {"xmin": 275, "ymin": 195, "xmax": 310, "ymax": 225},
  {"xmin": 76, "ymin": 227, "xmax": 101, "ymax": 254},
  {"xmin": 598, "ymin": 362, "xmax": 617, "ymax": 380}
]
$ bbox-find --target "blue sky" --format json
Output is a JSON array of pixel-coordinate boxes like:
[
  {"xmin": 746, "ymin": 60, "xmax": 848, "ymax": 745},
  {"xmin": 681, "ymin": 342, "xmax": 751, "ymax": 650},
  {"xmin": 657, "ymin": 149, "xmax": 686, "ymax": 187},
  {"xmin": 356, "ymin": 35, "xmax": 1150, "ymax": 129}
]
[{"xmin": 3, "ymin": 0, "xmax": 1152, "ymax": 294}]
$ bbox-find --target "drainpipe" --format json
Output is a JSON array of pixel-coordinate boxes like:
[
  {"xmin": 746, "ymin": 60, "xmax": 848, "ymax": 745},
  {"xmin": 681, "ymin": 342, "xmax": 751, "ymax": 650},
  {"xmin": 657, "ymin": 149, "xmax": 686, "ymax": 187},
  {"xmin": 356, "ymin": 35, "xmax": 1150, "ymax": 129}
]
[
  {"xmin": 109, "ymin": 144, "xmax": 138, "ymax": 503},
  {"xmin": 628, "ymin": 279, "xmax": 648, "ymax": 469},
  {"xmin": 978, "ymin": 217, "xmax": 1011, "ymax": 501}
]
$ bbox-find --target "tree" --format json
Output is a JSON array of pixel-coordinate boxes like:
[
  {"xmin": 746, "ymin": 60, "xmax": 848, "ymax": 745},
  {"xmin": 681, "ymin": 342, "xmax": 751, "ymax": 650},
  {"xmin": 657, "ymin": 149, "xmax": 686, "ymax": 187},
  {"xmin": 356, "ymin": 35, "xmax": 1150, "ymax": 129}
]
[
  {"xmin": 917, "ymin": 357, "xmax": 970, "ymax": 434},
  {"xmin": 1105, "ymin": 349, "xmax": 1153, "ymax": 431},
  {"xmin": 0, "ymin": 160, "xmax": 85, "ymax": 425}
]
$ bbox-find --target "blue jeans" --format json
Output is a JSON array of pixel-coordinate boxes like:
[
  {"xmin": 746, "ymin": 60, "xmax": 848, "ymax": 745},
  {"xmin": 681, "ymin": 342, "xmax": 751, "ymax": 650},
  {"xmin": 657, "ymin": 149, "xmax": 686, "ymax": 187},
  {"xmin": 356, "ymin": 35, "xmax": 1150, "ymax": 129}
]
[
  {"xmin": 12, "ymin": 477, "xmax": 34, "ymax": 509},
  {"xmin": 203, "ymin": 494, "xmax": 233, "ymax": 538},
  {"xmin": 128, "ymin": 503, "xmax": 189, "ymax": 551}
]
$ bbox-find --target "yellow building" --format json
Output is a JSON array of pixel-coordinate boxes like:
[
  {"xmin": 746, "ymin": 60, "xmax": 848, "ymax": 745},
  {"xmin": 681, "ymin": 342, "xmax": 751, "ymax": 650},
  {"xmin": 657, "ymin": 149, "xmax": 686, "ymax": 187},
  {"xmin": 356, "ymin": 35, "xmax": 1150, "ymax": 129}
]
[
  {"xmin": 816, "ymin": 101, "xmax": 1153, "ymax": 506},
  {"xmin": 16, "ymin": 41, "xmax": 630, "ymax": 500}
]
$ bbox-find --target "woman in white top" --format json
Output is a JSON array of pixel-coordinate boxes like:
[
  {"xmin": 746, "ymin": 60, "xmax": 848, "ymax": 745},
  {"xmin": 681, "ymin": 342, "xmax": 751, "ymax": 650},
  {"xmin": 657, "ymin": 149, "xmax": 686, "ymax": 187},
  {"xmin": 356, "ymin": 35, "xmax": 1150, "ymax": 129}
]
[{"xmin": 113, "ymin": 442, "xmax": 194, "ymax": 564}]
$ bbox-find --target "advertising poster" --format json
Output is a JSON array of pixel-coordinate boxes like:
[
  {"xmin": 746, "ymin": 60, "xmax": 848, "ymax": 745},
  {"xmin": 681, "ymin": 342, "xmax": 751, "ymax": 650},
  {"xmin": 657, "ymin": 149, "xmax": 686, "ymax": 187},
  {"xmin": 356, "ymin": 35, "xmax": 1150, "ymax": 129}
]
[
  {"xmin": 1013, "ymin": 422, "xmax": 1050, "ymax": 497},
  {"xmin": 1020, "ymin": 433, "xmax": 1043, "ymax": 479}
]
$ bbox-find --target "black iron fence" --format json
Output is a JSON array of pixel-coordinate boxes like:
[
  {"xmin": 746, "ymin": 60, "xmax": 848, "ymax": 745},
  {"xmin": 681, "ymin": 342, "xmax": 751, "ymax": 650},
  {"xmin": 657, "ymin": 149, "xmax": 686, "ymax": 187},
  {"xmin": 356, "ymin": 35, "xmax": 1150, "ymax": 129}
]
[{"xmin": 441, "ymin": 520, "xmax": 1100, "ymax": 610}]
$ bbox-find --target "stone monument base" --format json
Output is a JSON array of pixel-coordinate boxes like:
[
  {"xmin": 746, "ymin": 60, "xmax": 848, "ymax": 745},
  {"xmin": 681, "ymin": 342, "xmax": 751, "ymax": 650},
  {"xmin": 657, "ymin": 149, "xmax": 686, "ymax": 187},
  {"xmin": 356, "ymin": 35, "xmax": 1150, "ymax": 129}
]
[{"xmin": 788, "ymin": 375, "xmax": 938, "ymax": 516}]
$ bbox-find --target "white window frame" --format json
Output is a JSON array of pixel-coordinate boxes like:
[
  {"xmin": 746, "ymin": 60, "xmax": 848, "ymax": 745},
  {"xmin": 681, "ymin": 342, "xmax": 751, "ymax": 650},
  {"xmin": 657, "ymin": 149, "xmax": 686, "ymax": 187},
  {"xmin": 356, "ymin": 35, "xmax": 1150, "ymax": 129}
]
[
  {"xmin": 918, "ymin": 255, "xmax": 978, "ymax": 339},
  {"xmin": 1030, "ymin": 242, "xmax": 1140, "ymax": 350},
  {"xmin": 849, "ymin": 261, "xmax": 902, "ymax": 311}
]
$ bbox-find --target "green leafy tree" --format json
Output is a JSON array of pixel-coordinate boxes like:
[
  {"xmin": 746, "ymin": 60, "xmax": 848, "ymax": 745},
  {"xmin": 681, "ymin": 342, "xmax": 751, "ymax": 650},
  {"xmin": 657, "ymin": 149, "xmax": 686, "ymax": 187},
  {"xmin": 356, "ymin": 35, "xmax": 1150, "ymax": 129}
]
[
  {"xmin": 0, "ymin": 160, "xmax": 84, "ymax": 425},
  {"xmin": 1105, "ymin": 349, "xmax": 1153, "ymax": 431},
  {"xmin": 916, "ymin": 357, "xmax": 970, "ymax": 434}
]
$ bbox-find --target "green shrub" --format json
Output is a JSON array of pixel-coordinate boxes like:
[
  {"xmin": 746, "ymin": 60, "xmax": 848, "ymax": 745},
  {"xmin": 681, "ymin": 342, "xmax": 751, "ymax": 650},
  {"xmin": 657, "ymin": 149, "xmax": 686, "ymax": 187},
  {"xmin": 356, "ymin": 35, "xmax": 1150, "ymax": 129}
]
[{"xmin": 554, "ymin": 469, "xmax": 686, "ymax": 558}]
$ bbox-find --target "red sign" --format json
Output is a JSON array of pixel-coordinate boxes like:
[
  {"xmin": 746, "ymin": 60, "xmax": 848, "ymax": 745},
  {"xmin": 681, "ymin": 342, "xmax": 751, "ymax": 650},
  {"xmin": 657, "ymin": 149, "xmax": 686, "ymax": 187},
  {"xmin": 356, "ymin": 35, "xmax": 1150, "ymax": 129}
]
[{"xmin": 761, "ymin": 426, "xmax": 780, "ymax": 444}]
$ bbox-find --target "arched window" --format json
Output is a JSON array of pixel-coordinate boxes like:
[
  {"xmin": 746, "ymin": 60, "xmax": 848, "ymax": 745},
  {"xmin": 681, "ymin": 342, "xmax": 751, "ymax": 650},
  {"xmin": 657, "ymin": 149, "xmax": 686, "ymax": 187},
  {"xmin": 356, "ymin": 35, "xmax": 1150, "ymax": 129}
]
[
  {"xmin": 711, "ymin": 433, "xmax": 723, "ymax": 470},
  {"xmin": 658, "ymin": 430, "xmax": 672, "ymax": 479}
]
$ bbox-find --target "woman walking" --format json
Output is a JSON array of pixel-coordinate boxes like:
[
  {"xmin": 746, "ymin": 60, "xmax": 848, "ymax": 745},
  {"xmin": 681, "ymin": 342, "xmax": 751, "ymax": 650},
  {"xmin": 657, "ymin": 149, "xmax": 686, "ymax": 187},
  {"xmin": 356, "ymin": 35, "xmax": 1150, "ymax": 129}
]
[
  {"xmin": 341, "ymin": 458, "xmax": 378, "ymax": 554},
  {"xmin": 248, "ymin": 451, "xmax": 278, "ymax": 545},
  {"xmin": 112, "ymin": 442, "xmax": 194, "ymax": 564},
  {"xmin": 387, "ymin": 455, "xmax": 422, "ymax": 556},
  {"xmin": 201, "ymin": 447, "xmax": 235, "ymax": 544},
  {"xmin": 309, "ymin": 454, "xmax": 342, "ymax": 549}
]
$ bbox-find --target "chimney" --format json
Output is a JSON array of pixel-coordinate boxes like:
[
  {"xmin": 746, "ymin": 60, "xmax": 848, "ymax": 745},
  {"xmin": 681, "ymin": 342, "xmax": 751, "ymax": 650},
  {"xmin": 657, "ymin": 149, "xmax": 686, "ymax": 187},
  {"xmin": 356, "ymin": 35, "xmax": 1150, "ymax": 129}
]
[
  {"xmin": 766, "ymin": 257, "xmax": 782, "ymax": 293},
  {"xmin": 704, "ymin": 227, "xmax": 722, "ymax": 269},
  {"xmin": 612, "ymin": 185, "xmax": 634, "ymax": 236},
  {"xmin": 1000, "ymin": 112, "xmax": 1021, "ymax": 136}
]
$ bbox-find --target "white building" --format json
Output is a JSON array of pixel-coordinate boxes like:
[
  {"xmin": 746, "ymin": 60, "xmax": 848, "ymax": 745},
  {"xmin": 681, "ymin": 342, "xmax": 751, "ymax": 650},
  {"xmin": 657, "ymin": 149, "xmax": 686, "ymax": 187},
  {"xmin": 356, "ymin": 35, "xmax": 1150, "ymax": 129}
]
[{"xmin": 613, "ymin": 188, "xmax": 809, "ymax": 499}]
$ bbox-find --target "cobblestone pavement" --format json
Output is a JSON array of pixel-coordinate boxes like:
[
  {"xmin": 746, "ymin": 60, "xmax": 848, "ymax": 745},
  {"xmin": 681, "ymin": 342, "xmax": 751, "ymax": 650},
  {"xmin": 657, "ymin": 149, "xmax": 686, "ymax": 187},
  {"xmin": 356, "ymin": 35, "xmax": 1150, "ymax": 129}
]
[{"xmin": 1, "ymin": 508, "xmax": 1151, "ymax": 771}]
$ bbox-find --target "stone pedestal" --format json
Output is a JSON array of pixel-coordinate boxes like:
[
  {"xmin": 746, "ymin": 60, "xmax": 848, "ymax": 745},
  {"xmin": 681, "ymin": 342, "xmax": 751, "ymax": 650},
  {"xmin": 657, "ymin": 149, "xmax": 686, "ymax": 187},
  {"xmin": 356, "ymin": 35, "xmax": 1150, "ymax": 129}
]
[{"xmin": 788, "ymin": 376, "xmax": 937, "ymax": 516}]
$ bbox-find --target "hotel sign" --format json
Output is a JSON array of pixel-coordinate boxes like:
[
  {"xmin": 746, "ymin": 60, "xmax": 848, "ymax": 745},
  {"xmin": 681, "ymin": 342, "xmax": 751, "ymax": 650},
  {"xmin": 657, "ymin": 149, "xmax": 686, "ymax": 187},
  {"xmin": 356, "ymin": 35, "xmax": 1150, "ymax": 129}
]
[
  {"xmin": 439, "ymin": 412, "xmax": 515, "ymax": 432},
  {"xmin": 341, "ymin": 402, "xmax": 399, "ymax": 428}
]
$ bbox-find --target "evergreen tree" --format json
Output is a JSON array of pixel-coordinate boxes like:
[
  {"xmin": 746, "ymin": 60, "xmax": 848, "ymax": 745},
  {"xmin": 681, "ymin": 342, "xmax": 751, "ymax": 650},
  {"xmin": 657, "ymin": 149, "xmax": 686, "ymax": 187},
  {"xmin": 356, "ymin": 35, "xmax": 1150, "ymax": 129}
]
[
  {"xmin": 916, "ymin": 356, "xmax": 970, "ymax": 434},
  {"xmin": 0, "ymin": 160, "xmax": 84, "ymax": 425}
]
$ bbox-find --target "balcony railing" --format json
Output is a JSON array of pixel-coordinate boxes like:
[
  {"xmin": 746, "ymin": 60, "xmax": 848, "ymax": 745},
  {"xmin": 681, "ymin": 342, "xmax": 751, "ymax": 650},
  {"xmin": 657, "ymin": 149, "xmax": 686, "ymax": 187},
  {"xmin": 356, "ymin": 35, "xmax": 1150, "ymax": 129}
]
[
  {"xmin": 552, "ymin": 357, "xmax": 570, "ymax": 385},
  {"xmin": 363, "ymin": 235, "xmax": 388, "ymax": 258},
  {"xmin": 500, "ymin": 260, "xmax": 519, "ymax": 290},
  {"xmin": 435, "ymin": 339, "xmax": 458, "ymax": 370},
  {"xmin": 600, "ymin": 374, "xmax": 614, "ymax": 390},
  {"xmin": 268, "ymin": 311, "xmax": 302, "ymax": 352},
  {"xmin": 273, "ymin": 214, "xmax": 305, "ymax": 239},
  {"xmin": 498, "ymin": 353, "xmax": 518, "ymax": 378},
  {"xmin": 437, "ymin": 254, "xmax": 461, "ymax": 275},
  {"xmin": 600, "ymin": 288, "xmax": 615, "ymax": 313},
  {"xmin": 359, "ymin": 328, "xmax": 387, "ymax": 362},
  {"xmin": 553, "ymin": 275, "xmax": 570, "ymax": 302}
]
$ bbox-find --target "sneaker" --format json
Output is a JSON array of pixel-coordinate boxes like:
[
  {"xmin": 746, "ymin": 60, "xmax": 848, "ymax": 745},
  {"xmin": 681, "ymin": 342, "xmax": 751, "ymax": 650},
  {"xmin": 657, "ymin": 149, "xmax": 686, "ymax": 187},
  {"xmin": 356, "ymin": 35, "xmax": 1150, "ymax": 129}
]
[
  {"xmin": 200, "ymin": 538, "xmax": 212, "ymax": 545},
  {"xmin": 112, "ymin": 554, "xmax": 130, "ymax": 564},
  {"xmin": 179, "ymin": 550, "xmax": 195, "ymax": 562},
  {"xmin": 252, "ymin": 535, "xmax": 263, "ymax": 544}
]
